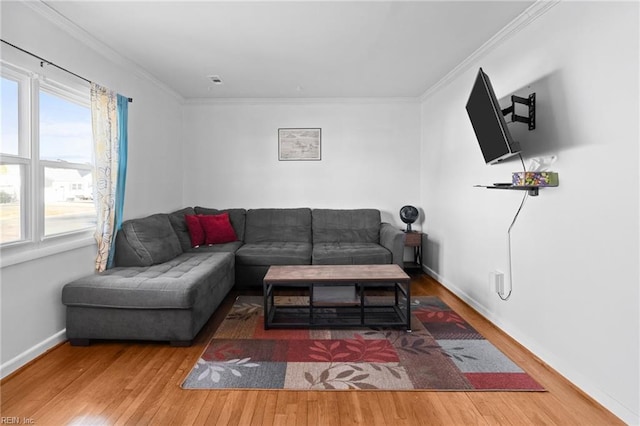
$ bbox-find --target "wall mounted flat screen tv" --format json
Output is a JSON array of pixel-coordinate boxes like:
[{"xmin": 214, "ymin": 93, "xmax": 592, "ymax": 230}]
[{"xmin": 466, "ymin": 68, "xmax": 521, "ymax": 164}]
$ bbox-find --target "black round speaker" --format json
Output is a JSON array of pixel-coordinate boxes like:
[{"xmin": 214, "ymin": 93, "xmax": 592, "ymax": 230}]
[{"xmin": 399, "ymin": 205, "xmax": 419, "ymax": 232}]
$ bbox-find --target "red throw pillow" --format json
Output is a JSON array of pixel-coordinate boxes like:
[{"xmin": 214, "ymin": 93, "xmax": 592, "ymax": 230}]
[
  {"xmin": 198, "ymin": 212, "xmax": 238, "ymax": 245},
  {"xmin": 184, "ymin": 214, "xmax": 205, "ymax": 248}
]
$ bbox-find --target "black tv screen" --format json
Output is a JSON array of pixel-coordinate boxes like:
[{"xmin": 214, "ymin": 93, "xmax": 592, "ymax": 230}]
[{"xmin": 466, "ymin": 68, "xmax": 520, "ymax": 164}]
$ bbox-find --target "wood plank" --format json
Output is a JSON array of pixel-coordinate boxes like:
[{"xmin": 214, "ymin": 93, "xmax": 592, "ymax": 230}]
[
  {"xmin": 399, "ymin": 393, "xmax": 451, "ymax": 426},
  {"xmin": 0, "ymin": 273, "xmax": 624, "ymax": 425},
  {"xmin": 312, "ymin": 391, "xmax": 341, "ymax": 426}
]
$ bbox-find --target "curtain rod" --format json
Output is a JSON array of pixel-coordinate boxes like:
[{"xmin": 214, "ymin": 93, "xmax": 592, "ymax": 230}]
[{"xmin": 1, "ymin": 39, "xmax": 133, "ymax": 103}]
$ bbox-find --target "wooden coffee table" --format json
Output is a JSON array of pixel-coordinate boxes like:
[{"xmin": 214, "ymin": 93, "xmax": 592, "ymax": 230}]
[{"xmin": 263, "ymin": 264, "xmax": 411, "ymax": 331}]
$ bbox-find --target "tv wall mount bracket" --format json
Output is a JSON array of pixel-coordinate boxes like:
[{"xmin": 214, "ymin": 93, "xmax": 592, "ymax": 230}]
[{"xmin": 501, "ymin": 93, "xmax": 535, "ymax": 130}]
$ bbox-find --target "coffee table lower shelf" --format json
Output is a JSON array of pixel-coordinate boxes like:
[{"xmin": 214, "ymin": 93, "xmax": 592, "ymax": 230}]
[{"xmin": 266, "ymin": 303, "xmax": 410, "ymax": 330}]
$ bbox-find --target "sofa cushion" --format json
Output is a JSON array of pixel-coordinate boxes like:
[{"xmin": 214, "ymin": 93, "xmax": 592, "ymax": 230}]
[
  {"xmin": 245, "ymin": 208, "xmax": 311, "ymax": 243},
  {"xmin": 168, "ymin": 207, "xmax": 197, "ymax": 252},
  {"xmin": 62, "ymin": 252, "xmax": 234, "ymax": 310},
  {"xmin": 312, "ymin": 209, "xmax": 381, "ymax": 244},
  {"xmin": 195, "ymin": 207, "xmax": 246, "ymax": 241},
  {"xmin": 312, "ymin": 242, "xmax": 391, "ymax": 265},
  {"xmin": 200, "ymin": 212, "xmax": 238, "ymax": 245},
  {"xmin": 116, "ymin": 214, "xmax": 183, "ymax": 266},
  {"xmin": 236, "ymin": 242, "xmax": 312, "ymax": 266}
]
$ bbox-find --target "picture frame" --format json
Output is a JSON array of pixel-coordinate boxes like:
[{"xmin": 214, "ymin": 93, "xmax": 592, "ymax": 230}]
[{"xmin": 278, "ymin": 128, "xmax": 321, "ymax": 161}]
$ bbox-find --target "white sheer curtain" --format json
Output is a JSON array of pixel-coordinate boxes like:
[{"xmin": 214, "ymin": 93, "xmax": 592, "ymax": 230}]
[{"xmin": 91, "ymin": 83, "xmax": 119, "ymax": 272}]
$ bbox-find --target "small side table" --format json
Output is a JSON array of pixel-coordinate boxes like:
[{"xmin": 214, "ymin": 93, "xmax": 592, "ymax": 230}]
[{"xmin": 403, "ymin": 231, "xmax": 423, "ymax": 270}]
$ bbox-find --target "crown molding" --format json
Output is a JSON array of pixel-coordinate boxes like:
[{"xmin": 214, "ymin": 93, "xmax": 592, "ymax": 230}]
[
  {"xmin": 23, "ymin": 0, "xmax": 185, "ymax": 104},
  {"xmin": 420, "ymin": 0, "xmax": 561, "ymax": 102},
  {"xmin": 183, "ymin": 96, "xmax": 421, "ymax": 106}
]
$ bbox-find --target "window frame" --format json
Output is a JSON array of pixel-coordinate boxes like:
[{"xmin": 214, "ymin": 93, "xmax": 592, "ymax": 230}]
[{"xmin": 1, "ymin": 61, "xmax": 96, "ymax": 266}]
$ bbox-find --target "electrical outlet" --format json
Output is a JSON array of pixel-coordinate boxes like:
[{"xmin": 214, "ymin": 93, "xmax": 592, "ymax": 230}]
[{"xmin": 493, "ymin": 271, "xmax": 505, "ymax": 295}]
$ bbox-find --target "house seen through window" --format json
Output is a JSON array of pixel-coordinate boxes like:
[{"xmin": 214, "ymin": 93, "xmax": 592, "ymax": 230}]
[{"xmin": 1, "ymin": 63, "xmax": 96, "ymax": 246}]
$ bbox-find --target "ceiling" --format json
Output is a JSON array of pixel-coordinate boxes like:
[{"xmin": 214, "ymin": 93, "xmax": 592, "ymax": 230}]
[{"xmin": 44, "ymin": 1, "xmax": 535, "ymax": 99}]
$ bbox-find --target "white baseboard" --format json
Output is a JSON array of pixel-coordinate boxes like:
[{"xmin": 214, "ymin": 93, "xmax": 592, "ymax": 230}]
[
  {"xmin": 421, "ymin": 265, "xmax": 638, "ymax": 425},
  {"xmin": 1, "ymin": 329, "xmax": 67, "ymax": 380}
]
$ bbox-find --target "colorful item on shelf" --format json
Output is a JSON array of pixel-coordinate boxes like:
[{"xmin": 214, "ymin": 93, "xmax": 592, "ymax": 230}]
[{"xmin": 512, "ymin": 172, "xmax": 559, "ymax": 187}]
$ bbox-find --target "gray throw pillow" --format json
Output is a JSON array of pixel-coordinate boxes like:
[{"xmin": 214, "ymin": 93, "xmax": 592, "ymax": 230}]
[{"xmin": 119, "ymin": 214, "xmax": 183, "ymax": 266}]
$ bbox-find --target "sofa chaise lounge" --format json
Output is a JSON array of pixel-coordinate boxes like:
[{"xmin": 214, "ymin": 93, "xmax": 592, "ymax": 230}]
[{"xmin": 62, "ymin": 207, "xmax": 405, "ymax": 346}]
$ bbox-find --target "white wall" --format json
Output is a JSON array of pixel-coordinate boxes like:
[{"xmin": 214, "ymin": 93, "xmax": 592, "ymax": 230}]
[
  {"xmin": 0, "ymin": 2, "xmax": 184, "ymax": 377},
  {"xmin": 182, "ymin": 100, "xmax": 421, "ymax": 226},
  {"xmin": 420, "ymin": 2, "xmax": 639, "ymax": 424}
]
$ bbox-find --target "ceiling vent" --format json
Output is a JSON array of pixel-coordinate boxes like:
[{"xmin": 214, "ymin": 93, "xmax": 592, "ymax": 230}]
[{"xmin": 207, "ymin": 75, "xmax": 223, "ymax": 85}]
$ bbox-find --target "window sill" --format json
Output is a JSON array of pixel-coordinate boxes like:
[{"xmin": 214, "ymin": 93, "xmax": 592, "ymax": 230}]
[{"xmin": 0, "ymin": 234, "xmax": 96, "ymax": 268}]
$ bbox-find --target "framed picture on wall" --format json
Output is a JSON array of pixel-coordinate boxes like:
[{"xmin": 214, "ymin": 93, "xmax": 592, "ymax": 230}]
[{"xmin": 278, "ymin": 128, "xmax": 322, "ymax": 161}]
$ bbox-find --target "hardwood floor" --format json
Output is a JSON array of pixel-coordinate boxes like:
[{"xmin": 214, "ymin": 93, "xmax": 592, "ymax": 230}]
[{"xmin": 1, "ymin": 273, "xmax": 623, "ymax": 425}]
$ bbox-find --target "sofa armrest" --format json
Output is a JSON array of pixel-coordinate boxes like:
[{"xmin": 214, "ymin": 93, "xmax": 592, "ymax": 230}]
[{"xmin": 380, "ymin": 223, "xmax": 405, "ymax": 267}]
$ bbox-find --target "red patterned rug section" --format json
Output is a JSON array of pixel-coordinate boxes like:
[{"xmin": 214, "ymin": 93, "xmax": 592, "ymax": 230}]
[{"xmin": 181, "ymin": 296, "xmax": 545, "ymax": 391}]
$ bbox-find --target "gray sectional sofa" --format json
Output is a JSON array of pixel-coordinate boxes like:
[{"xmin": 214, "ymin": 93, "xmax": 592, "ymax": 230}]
[{"xmin": 62, "ymin": 207, "xmax": 405, "ymax": 346}]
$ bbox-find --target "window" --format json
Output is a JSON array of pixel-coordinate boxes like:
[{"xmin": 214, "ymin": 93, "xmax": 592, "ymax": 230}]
[
  {"xmin": 1, "ymin": 61, "xmax": 95, "ymax": 250},
  {"xmin": 1, "ymin": 71, "xmax": 27, "ymax": 245},
  {"xmin": 0, "ymin": 163, "xmax": 22, "ymax": 243},
  {"xmin": 1, "ymin": 77, "xmax": 19, "ymax": 155}
]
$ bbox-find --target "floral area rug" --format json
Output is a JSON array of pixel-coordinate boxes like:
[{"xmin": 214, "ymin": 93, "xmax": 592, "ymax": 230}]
[{"xmin": 181, "ymin": 296, "xmax": 544, "ymax": 391}]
